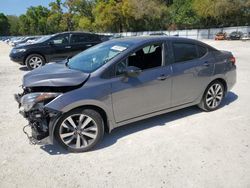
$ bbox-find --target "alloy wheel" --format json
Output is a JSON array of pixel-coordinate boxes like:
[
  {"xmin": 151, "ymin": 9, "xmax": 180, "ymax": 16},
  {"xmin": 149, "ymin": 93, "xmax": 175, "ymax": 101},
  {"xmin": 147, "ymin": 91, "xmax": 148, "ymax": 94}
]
[
  {"xmin": 29, "ymin": 56, "xmax": 43, "ymax": 69},
  {"xmin": 205, "ymin": 83, "xmax": 224, "ymax": 109},
  {"xmin": 59, "ymin": 114, "xmax": 98, "ymax": 149}
]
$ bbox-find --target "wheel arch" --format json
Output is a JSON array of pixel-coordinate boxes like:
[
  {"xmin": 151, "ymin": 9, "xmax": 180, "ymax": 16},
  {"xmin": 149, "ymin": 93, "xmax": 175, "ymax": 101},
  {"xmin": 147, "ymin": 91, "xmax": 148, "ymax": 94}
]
[
  {"xmin": 210, "ymin": 78, "xmax": 228, "ymax": 95},
  {"xmin": 76, "ymin": 105, "xmax": 109, "ymax": 133},
  {"xmin": 50, "ymin": 104, "xmax": 111, "ymax": 141},
  {"xmin": 23, "ymin": 52, "xmax": 47, "ymax": 64}
]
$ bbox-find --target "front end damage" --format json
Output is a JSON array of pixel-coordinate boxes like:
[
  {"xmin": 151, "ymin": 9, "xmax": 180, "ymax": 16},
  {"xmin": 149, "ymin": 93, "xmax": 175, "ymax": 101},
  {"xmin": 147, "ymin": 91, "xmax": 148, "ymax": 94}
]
[
  {"xmin": 14, "ymin": 87, "xmax": 62, "ymax": 145},
  {"xmin": 15, "ymin": 62, "xmax": 90, "ymax": 145}
]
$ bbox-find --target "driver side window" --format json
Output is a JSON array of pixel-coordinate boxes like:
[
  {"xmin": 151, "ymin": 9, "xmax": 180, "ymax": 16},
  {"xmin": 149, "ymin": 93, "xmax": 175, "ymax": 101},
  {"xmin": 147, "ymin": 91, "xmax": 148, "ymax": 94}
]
[{"xmin": 115, "ymin": 43, "xmax": 163, "ymax": 76}]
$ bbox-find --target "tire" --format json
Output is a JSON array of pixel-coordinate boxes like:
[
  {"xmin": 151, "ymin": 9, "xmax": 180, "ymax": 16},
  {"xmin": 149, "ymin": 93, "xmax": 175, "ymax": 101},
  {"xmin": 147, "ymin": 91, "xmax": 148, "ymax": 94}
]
[
  {"xmin": 25, "ymin": 54, "xmax": 45, "ymax": 70},
  {"xmin": 198, "ymin": 81, "xmax": 225, "ymax": 112},
  {"xmin": 55, "ymin": 108, "xmax": 104, "ymax": 152}
]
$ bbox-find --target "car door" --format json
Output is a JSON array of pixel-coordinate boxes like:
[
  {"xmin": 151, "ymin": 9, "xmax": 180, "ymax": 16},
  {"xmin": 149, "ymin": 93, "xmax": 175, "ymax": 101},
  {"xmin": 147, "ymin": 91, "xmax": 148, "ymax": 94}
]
[
  {"xmin": 47, "ymin": 33, "xmax": 71, "ymax": 62},
  {"xmin": 110, "ymin": 42, "xmax": 172, "ymax": 123},
  {"xmin": 69, "ymin": 33, "xmax": 101, "ymax": 57},
  {"xmin": 170, "ymin": 42, "xmax": 214, "ymax": 106}
]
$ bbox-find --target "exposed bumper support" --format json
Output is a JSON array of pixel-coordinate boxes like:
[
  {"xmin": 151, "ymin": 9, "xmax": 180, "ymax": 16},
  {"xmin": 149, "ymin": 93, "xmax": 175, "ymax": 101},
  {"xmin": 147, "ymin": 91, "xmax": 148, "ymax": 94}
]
[{"xmin": 14, "ymin": 93, "xmax": 62, "ymax": 145}]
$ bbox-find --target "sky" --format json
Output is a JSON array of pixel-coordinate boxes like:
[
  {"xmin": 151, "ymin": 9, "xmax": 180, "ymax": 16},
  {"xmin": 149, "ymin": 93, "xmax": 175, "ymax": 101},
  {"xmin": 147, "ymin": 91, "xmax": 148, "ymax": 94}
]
[{"xmin": 0, "ymin": 0, "xmax": 58, "ymax": 16}]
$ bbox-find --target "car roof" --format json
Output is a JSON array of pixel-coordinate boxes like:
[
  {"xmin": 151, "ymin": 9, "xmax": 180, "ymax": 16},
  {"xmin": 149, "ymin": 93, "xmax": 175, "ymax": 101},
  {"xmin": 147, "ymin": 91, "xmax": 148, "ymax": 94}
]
[
  {"xmin": 57, "ymin": 31, "xmax": 98, "ymax": 35},
  {"xmin": 111, "ymin": 36, "xmax": 200, "ymax": 45}
]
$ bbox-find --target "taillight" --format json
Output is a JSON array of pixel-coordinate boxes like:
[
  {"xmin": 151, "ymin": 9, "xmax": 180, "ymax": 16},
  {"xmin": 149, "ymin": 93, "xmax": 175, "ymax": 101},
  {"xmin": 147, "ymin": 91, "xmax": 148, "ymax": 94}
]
[{"xmin": 229, "ymin": 56, "xmax": 236, "ymax": 65}]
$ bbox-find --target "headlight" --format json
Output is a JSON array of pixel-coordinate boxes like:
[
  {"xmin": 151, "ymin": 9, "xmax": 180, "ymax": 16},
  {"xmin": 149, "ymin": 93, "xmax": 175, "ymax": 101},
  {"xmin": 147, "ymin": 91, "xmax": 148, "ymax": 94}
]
[
  {"xmin": 12, "ymin": 48, "xmax": 26, "ymax": 53},
  {"xmin": 20, "ymin": 92, "xmax": 62, "ymax": 112}
]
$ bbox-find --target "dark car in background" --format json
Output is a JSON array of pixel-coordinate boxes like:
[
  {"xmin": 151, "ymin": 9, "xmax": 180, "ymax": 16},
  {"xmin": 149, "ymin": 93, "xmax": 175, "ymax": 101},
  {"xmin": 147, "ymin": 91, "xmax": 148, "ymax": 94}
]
[
  {"xmin": 15, "ymin": 36, "xmax": 236, "ymax": 152},
  {"xmin": 228, "ymin": 31, "xmax": 243, "ymax": 40},
  {"xmin": 9, "ymin": 32, "xmax": 104, "ymax": 70}
]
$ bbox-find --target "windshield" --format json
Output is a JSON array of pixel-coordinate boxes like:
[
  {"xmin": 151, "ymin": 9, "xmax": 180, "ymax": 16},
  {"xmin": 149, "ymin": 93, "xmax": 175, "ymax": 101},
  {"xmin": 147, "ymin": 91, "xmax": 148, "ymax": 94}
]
[
  {"xmin": 34, "ymin": 35, "xmax": 51, "ymax": 43},
  {"xmin": 67, "ymin": 41, "xmax": 132, "ymax": 73}
]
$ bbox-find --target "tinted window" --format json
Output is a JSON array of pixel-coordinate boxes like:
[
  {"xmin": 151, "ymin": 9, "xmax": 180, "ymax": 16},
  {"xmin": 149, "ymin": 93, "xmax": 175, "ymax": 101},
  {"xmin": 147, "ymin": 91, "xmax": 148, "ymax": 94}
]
[
  {"xmin": 50, "ymin": 34, "xmax": 69, "ymax": 45},
  {"xmin": 71, "ymin": 34, "xmax": 100, "ymax": 44},
  {"xmin": 173, "ymin": 43, "xmax": 198, "ymax": 63},
  {"xmin": 197, "ymin": 45, "xmax": 207, "ymax": 57}
]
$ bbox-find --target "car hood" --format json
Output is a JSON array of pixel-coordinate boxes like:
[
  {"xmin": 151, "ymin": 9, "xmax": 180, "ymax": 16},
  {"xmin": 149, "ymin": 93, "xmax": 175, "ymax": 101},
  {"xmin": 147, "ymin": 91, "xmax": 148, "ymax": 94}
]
[
  {"xmin": 23, "ymin": 62, "xmax": 90, "ymax": 87},
  {"xmin": 14, "ymin": 41, "xmax": 44, "ymax": 49}
]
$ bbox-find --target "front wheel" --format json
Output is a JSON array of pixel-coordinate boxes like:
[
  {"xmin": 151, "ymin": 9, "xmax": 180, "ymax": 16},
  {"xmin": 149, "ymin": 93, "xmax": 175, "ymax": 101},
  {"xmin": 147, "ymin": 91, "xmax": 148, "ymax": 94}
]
[
  {"xmin": 198, "ymin": 81, "xmax": 225, "ymax": 111},
  {"xmin": 55, "ymin": 109, "xmax": 104, "ymax": 152},
  {"xmin": 25, "ymin": 54, "xmax": 45, "ymax": 70}
]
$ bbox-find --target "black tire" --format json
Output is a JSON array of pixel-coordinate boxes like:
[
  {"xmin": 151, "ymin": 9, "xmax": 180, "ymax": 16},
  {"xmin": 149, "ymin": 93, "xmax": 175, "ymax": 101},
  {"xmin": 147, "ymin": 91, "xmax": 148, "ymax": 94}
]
[
  {"xmin": 55, "ymin": 108, "xmax": 104, "ymax": 152},
  {"xmin": 198, "ymin": 81, "xmax": 225, "ymax": 112},
  {"xmin": 25, "ymin": 54, "xmax": 45, "ymax": 70}
]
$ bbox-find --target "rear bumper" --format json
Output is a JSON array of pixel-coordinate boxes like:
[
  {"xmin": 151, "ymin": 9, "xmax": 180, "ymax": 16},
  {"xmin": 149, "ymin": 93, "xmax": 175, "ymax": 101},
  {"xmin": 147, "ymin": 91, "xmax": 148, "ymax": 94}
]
[{"xmin": 226, "ymin": 66, "xmax": 237, "ymax": 91}]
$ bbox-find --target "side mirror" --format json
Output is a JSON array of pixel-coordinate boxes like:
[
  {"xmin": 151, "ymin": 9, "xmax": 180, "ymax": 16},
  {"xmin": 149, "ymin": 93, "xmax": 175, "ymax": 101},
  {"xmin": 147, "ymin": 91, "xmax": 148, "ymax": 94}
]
[{"xmin": 124, "ymin": 66, "xmax": 142, "ymax": 78}]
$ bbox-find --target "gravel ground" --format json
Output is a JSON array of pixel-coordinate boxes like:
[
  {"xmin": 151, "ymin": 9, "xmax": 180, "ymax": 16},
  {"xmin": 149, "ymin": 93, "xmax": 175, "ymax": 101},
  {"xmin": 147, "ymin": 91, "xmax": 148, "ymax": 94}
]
[{"xmin": 0, "ymin": 40, "xmax": 249, "ymax": 188}]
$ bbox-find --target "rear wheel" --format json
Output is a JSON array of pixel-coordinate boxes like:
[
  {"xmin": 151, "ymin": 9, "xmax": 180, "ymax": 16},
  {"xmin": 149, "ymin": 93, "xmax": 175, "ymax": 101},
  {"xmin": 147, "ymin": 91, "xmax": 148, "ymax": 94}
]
[
  {"xmin": 55, "ymin": 109, "xmax": 104, "ymax": 152},
  {"xmin": 198, "ymin": 81, "xmax": 225, "ymax": 111},
  {"xmin": 25, "ymin": 54, "xmax": 45, "ymax": 70}
]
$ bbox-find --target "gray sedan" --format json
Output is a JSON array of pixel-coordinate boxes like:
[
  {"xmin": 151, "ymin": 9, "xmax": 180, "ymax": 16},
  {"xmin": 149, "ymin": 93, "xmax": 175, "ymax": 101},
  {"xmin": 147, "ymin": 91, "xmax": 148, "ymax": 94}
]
[{"xmin": 15, "ymin": 36, "xmax": 236, "ymax": 152}]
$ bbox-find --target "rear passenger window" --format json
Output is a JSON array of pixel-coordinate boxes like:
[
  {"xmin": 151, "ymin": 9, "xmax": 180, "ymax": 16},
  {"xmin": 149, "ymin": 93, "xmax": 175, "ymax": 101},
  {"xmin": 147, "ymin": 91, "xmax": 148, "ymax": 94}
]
[
  {"xmin": 197, "ymin": 45, "xmax": 207, "ymax": 57},
  {"xmin": 173, "ymin": 43, "xmax": 198, "ymax": 63},
  {"xmin": 71, "ymin": 34, "xmax": 99, "ymax": 44}
]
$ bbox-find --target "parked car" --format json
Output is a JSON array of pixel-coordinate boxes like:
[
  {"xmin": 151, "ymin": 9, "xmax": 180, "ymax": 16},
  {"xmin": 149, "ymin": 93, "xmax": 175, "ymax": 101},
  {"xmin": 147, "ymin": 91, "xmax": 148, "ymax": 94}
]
[
  {"xmin": 15, "ymin": 36, "xmax": 236, "ymax": 152},
  {"xmin": 9, "ymin": 37, "xmax": 26, "ymax": 46},
  {"xmin": 9, "ymin": 32, "xmax": 104, "ymax": 70},
  {"xmin": 241, "ymin": 32, "xmax": 250, "ymax": 41},
  {"xmin": 215, "ymin": 32, "xmax": 227, "ymax": 40},
  {"xmin": 228, "ymin": 31, "xmax": 243, "ymax": 40},
  {"xmin": 14, "ymin": 36, "xmax": 41, "ymax": 47}
]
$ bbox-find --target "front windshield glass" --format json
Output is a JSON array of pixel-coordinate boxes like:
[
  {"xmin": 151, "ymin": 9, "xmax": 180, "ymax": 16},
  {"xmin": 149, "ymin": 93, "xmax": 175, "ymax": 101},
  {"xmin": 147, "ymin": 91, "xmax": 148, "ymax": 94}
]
[
  {"xmin": 67, "ymin": 41, "xmax": 132, "ymax": 73},
  {"xmin": 35, "ymin": 35, "xmax": 51, "ymax": 43}
]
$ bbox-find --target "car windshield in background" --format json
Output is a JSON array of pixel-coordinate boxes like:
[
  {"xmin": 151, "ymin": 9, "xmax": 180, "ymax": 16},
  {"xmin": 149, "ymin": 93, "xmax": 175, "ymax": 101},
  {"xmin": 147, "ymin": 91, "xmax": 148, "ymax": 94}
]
[
  {"xmin": 34, "ymin": 35, "xmax": 51, "ymax": 43},
  {"xmin": 68, "ymin": 41, "xmax": 132, "ymax": 73}
]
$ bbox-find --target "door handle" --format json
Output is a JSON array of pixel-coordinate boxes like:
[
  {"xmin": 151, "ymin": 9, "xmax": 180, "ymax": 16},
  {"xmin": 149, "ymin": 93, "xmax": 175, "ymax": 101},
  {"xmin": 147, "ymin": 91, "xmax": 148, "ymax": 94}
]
[
  {"xmin": 65, "ymin": 46, "xmax": 71, "ymax": 49},
  {"xmin": 203, "ymin": 61, "xmax": 210, "ymax": 67},
  {"xmin": 157, "ymin": 74, "xmax": 169, "ymax": 81}
]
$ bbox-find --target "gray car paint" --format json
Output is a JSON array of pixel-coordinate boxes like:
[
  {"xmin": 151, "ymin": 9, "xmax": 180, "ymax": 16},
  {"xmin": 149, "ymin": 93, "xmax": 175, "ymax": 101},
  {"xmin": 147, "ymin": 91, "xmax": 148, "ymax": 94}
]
[
  {"xmin": 23, "ymin": 36, "xmax": 236, "ymax": 143},
  {"xmin": 23, "ymin": 61, "xmax": 89, "ymax": 87}
]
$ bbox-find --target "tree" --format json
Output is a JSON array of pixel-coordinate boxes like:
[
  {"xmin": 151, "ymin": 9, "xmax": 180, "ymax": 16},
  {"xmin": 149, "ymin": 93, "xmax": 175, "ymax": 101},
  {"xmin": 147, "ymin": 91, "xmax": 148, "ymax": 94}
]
[
  {"xmin": 47, "ymin": 0, "xmax": 64, "ymax": 33},
  {"xmin": 18, "ymin": 6, "xmax": 50, "ymax": 35},
  {"xmin": 2, "ymin": 0, "xmax": 249, "ymax": 35},
  {"xmin": 0, "ymin": 13, "xmax": 10, "ymax": 36},
  {"xmin": 169, "ymin": 0, "xmax": 199, "ymax": 29},
  {"xmin": 25, "ymin": 6, "xmax": 50, "ymax": 34},
  {"xmin": 6, "ymin": 15, "xmax": 19, "ymax": 35},
  {"xmin": 92, "ymin": 0, "xmax": 123, "ymax": 32},
  {"xmin": 122, "ymin": 0, "xmax": 169, "ymax": 31},
  {"xmin": 78, "ymin": 16, "xmax": 92, "ymax": 31},
  {"xmin": 18, "ymin": 14, "xmax": 30, "ymax": 35},
  {"xmin": 192, "ymin": 0, "xmax": 250, "ymax": 27}
]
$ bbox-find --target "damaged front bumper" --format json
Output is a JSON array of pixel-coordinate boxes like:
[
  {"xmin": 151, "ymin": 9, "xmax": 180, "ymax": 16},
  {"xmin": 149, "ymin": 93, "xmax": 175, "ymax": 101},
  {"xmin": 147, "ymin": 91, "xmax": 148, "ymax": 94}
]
[{"xmin": 14, "ymin": 93, "xmax": 61, "ymax": 145}]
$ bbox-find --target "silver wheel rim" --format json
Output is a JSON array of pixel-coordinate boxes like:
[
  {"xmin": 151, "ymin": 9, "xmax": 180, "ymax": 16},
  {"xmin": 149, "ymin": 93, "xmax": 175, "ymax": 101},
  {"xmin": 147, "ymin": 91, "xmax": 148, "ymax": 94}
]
[
  {"xmin": 206, "ymin": 83, "xmax": 223, "ymax": 109},
  {"xmin": 29, "ymin": 56, "xmax": 43, "ymax": 69},
  {"xmin": 59, "ymin": 114, "xmax": 98, "ymax": 149}
]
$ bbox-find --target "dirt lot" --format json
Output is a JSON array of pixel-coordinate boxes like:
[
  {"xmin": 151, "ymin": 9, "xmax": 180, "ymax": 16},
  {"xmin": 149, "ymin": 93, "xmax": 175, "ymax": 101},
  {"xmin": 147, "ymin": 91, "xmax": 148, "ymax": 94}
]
[{"xmin": 0, "ymin": 40, "xmax": 249, "ymax": 188}]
